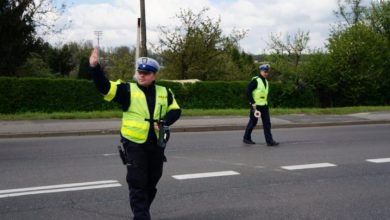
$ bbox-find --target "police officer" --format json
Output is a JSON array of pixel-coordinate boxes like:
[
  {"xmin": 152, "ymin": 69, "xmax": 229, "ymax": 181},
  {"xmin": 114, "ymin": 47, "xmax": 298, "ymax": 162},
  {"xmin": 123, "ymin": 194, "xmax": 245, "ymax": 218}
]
[
  {"xmin": 243, "ymin": 64, "xmax": 279, "ymax": 146},
  {"xmin": 89, "ymin": 48, "xmax": 181, "ymax": 220}
]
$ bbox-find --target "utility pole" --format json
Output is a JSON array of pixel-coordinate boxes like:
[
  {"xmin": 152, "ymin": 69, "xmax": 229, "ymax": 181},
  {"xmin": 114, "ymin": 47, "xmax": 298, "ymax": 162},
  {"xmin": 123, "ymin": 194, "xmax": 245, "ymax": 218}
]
[
  {"xmin": 140, "ymin": 0, "xmax": 147, "ymax": 56},
  {"xmin": 136, "ymin": 18, "xmax": 141, "ymax": 62},
  {"xmin": 94, "ymin": 30, "xmax": 103, "ymax": 61},
  {"xmin": 94, "ymin": 30, "xmax": 103, "ymax": 48},
  {"xmin": 134, "ymin": 18, "xmax": 141, "ymax": 80}
]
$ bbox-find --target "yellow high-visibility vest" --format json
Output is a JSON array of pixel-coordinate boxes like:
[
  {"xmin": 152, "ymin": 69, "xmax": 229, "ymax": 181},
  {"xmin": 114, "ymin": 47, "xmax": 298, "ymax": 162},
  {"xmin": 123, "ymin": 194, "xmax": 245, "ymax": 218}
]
[
  {"xmin": 103, "ymin": 82, "xmax": 180, "ymax": 143},
  {"xmin": 122, "ymin": 83, "xmax": 167, "ymax": 144},
  {"xmin": 252, "ymin": 77, "xmax": 269, "ymax": 106}
]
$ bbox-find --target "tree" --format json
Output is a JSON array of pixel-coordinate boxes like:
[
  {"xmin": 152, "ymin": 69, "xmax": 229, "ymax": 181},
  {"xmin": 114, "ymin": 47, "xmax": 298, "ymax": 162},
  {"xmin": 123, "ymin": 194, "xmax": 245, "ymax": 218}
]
[
  {"xmin": 17, "ymin": 53, "xmax": 53, "ymax": 77},
  {"xmin": 229, "ymin": 47, "xmax": 257, "ymax": 79},
  {"xmin": 266, "ymin": 30, "xmax": 310, "ymax": 86},
  {"xmin": 327, "ymin": 0, "xmax": 390, "ymax": 106},
  {"xmin": 1, "ymin": 0, "xmax": 36, "ymax": 75},
  {"xmin": 0, "ymin": 0, "xmax": 65, "ymax": 76},
  {"xmin": 369, "ymin": 0, "xmax": 390, "ymax": 43},
  {"xmin": 368, "ymin": 1, "xmax": 390, "ymax": 104},
  {"xmin": 334, "ymin": 0, "xmax": 367, "ymax": 26},
  {"xmin": 69, "ymin": 41, "xmax": 94, "ymax": 78},
  {"xmin": 327, "ymin": 23, "xmax": 388, "ymax": 106},
  {"xmin": 63, "ymin": 41, "xmax": 95, "ymax": 80},
  {"xmin": 78, "ymin": 56, "xmax": 91, "ymax": 80},
  {"xmin": 301, "ymin": 51, "xmax": 336, "ymax": 107},
  {"xmin": 104, "ymin": 46, "xmax": 135, "ymax": 80},
  {"xmin": 267, "ymin": 30, "xmax": 310, "ymax": 68},
  {"xmin": 156, "ymin": 8, "xmax": 246, "ymax": 80},
  {"xmin": 45, "ymin": 44, "xmax": 75, "ymax": 76}
]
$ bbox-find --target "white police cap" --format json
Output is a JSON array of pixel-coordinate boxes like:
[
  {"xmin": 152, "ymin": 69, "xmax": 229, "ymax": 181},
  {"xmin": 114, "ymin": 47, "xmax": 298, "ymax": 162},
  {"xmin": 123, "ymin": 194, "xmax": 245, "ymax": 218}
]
[
  {"xmin": 259, "ymin": 64, "xmax": 270, "ymax": 71},
  {"xmin": 136, "ymin": 57, "xmax": 160, "ymax": 73}
]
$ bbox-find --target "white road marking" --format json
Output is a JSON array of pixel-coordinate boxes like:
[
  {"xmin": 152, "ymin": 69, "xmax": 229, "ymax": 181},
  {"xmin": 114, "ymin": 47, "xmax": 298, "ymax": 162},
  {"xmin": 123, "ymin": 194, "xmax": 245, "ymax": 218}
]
[
  {"xmin": 233, "ymin": 163, "xmax": 246, "ymax": 166},
  {"xmin": 172, "ymin": 171, "xmax": 240, "ymax": 180},
  {"xmin": 281, "ymin": 163, "xmax": 337, "ymax": 170},
  {"xmin": 103, "ymin": 153, "xmax": 118, "ymax": 157},
  {"xmin": 0, "ymin": 180, "xmax": 121, "ymax": 198},
  {"xmin": 366, "ymin": 158, "xmax": 390, "ymax": 163}
]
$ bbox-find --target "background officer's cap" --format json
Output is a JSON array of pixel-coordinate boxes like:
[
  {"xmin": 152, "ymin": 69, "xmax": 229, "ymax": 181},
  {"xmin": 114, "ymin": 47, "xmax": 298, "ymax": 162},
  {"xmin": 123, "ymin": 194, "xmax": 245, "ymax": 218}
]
[
  {"xmin": 259, "ymin": 64, "xmax": 270, "ymax": 71},
  {"xmin": 136, "ymin": 57, "xmax": 160, "ymax": 73}
]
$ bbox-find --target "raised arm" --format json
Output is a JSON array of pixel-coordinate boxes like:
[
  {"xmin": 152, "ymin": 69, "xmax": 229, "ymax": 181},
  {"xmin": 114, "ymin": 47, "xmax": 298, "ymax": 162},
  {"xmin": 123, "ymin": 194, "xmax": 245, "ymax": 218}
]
[
  {"xmin": 89, "ymin": 48, "xmax": 130, "ymax": 110},
  {"xmin": 89, "ymin": 48, "xmax": 110, "ymax": 94}
]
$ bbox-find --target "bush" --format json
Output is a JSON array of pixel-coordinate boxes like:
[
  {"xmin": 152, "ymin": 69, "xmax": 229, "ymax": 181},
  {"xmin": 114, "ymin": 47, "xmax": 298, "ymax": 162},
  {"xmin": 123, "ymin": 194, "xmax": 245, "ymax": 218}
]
[
  {"xmin": 0, "ymin": 77, "xmax": 118, "ymax": 114},
  {"xmin": 0, "ymin": 77, "xmax": 320, "ymax": 114},
  {"xmin": 269, "ymin": 81, "xmax": 320, "ymax": 108}
]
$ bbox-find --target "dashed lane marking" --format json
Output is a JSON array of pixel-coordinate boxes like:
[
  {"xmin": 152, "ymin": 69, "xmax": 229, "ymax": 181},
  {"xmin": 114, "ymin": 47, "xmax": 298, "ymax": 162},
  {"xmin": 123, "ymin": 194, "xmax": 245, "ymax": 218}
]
[
  {"xmin": 281, "ymin": 163, "xmax": 337, "ymax": 171},
  {"xmin": 172, "ymin": 171, "xmax": 240, "ymax": 180},
  {"xmin": 366, "ymin": 158, "xmax": 390, "ymax": 163},
  {"xmin": 103, "ymin": 153, "xmax": 118, "ymax": 157},
  {"xmin": 0, "ymin": 180, "xmax": 122, "ymax": 198}
]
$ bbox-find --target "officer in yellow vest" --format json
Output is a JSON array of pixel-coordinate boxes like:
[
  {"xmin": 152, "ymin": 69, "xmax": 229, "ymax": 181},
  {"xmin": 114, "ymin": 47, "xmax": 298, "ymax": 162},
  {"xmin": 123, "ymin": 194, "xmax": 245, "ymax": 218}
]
[
  {"xmin": 243, "ymin": 64, "xmax": 279, "ymax": 146},
  {"xmin": 89, "ymin": 48, "xmax": 181, "ymax": 220}
]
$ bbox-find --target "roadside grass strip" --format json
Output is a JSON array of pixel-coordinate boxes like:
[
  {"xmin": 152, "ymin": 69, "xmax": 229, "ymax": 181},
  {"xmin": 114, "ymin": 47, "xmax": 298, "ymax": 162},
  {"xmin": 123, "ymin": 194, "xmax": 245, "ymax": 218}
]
[
  {"xmin": 366, "ymin": 158, "xmax": 390, "ymax": 163},
  {"xmin": 172, "ymin": 171, "xmax": 240, "ymax": 180},
  {"xmin": 0, "ymin": 180, "xmax": 121, "ymax": 198},
  {"xmin": 281, "ymin": 163, "xmax": 337, "ymax": 171}
]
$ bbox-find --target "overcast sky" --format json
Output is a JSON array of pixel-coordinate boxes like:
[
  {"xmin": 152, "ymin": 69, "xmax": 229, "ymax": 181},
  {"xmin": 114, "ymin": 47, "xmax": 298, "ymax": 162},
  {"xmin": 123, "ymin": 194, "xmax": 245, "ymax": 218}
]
[{"xmin": 44, "ymin": 0, "xmax": 373, "ymax": 54}]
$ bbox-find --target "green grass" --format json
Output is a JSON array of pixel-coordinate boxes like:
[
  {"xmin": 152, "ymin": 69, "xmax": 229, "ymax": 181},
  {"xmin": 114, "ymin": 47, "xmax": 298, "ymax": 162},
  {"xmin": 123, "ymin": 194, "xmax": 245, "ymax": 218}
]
[
  {"xmin": 271, "ymin": 106, "xmax": 390, "ymax": 115},
  {"xmin": 184, "ymin": 106, "xmax": 390, "ymax": 116},
  {"xmin": 0, "ymin": 110, "xmax": 122, "ymax": 120},
  {"xmin": 1, "ymin": 106, "xmax": 390, "ymax": 120}
]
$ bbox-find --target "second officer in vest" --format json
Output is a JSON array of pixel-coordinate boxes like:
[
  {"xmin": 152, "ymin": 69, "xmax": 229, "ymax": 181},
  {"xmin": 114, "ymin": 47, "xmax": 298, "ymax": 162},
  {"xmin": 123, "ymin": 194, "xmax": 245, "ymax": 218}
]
[
  {"xmin": 243, "ymin": 64, "xmax": 279, "ymax": 146},
  {"xmin": 89, "ymin": 48, "xmax": 181, "ymax": 220}
]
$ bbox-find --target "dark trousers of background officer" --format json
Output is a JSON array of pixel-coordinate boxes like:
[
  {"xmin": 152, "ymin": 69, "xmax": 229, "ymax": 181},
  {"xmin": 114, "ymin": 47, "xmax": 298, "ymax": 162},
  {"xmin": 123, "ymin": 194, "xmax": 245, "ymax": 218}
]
[
  {"xmin": 124, "ymin": 141, "xmax": 165, "ymax": 220},
  {"xmin": 244, "ymin": 105, "xmax": 274, "ymax": 144}
]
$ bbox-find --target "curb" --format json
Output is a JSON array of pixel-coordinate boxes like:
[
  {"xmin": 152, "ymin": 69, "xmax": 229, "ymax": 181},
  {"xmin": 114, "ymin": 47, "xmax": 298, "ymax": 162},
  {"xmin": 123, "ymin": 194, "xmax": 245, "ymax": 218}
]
[{"xmin": 1, "ymin": 120, "xmax": 389, "ymax": 139}]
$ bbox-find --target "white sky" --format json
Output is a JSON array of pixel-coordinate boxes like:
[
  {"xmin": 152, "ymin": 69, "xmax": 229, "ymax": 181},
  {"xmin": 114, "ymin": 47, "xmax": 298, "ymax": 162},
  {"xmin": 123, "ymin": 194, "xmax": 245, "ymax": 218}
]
[{"xmin": 43, "ymin": 0, "xmax": 373, "ymax": 54}]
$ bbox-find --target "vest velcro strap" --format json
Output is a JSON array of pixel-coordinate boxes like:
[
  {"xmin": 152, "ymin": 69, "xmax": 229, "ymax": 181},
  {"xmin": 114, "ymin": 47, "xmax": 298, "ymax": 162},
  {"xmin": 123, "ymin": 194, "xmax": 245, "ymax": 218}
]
[{"xmin": 144, "ymin": 118, "xmax": 158, "ymax": 122}]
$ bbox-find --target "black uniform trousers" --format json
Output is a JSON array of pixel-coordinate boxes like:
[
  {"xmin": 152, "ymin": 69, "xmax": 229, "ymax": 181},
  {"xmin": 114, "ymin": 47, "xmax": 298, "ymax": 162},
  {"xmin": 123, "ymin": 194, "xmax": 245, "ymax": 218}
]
[
  {"xmin": 243, "ymin": 105, "xmax": 274, "ymax": 144},
  {"xmin": 124, "ymin": 140, "xmax": 165, "ymax": 220}
]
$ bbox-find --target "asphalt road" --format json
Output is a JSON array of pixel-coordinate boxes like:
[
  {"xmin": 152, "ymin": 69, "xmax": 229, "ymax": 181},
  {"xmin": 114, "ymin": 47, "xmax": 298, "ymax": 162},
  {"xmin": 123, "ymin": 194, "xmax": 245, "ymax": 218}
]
[{"xmin": 1, "ymin": 124, "xmax": 390, "ymax": 220}]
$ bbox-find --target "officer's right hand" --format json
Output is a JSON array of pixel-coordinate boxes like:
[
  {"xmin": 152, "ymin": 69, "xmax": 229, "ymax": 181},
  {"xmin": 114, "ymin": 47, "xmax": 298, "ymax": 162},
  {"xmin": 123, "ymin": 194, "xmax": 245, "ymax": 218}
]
[
  {"xmin": 154, "ymin": 122, "xmax": 160, "ymax": 131},
  {"xmin": 89, "ymin": 48, "xmax": 99, "ymax": 67}
]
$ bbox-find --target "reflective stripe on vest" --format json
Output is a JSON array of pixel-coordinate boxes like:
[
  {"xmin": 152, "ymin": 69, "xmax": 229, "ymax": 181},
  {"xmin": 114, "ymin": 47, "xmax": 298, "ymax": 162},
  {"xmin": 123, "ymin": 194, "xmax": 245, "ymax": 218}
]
[
  {"xmin": 104, "ymin": 79, "xmax": 125, "ymax": 101},
  {"xmin": 252, "ymin": 77, "xmax": 269, "ymax": 106},
  {"xmin": 121, "ymin": 83, "xmax": 168, "ymax": 144},
  {"xmin": 167, "ymin": 88, "xmax": 180, "ymax": 111}
]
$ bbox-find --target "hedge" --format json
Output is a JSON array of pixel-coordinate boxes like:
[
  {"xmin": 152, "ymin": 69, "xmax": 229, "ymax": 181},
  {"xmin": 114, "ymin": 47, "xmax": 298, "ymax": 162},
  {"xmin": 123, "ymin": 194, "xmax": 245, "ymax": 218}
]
[
  {"xmin": 0, "ymin": 77, "xmax": 118, "ymax": 114},
  {"xmin": 0, "ymin": 77, "xmax": 320, "ymax": 114}
]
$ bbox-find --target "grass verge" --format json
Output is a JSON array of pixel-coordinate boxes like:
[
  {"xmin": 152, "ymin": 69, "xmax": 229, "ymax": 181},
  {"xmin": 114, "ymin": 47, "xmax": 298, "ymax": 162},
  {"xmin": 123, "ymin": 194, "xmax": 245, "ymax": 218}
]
[{"xmin": 1, "ymin": 106, "xmax": 390, "ymax": 120}]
